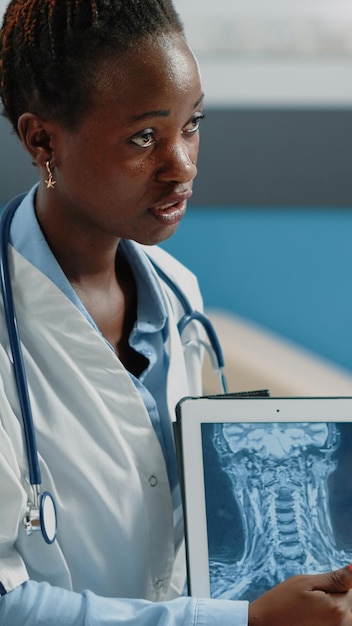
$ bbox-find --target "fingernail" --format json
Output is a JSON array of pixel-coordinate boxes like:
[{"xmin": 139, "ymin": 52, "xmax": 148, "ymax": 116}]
[{"xmin": 348, "ymin": 564, "xmax": 352, "ymax": 572}]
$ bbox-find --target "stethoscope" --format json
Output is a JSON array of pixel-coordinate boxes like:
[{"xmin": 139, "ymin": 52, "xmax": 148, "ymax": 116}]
[
  {"xmin": 0, "ymin": 194, "xmax": 57, "ymax": 544},
  {"xmin": 0, "ymin": 194, "xmax": 228, "ymax": 545},
  {"xmin": 149, "ymin": 259, "xmax": 228, "ymax": 395}
]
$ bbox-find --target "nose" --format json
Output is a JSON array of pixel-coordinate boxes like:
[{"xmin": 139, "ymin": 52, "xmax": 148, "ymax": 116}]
[{"xmin": 155, "ymin": 138, "xmax": 198, "ymax": 184}]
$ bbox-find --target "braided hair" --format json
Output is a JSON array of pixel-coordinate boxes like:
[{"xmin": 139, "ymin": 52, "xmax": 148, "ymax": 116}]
[{"xmin": 0, "ymin": 0, "xmax": 184, "ymax": 134}]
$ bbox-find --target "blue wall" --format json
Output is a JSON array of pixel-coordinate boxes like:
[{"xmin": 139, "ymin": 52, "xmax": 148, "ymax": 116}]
[{"xmin": 161, "ymin": 207, "xmax": 352, "ymax": 373}]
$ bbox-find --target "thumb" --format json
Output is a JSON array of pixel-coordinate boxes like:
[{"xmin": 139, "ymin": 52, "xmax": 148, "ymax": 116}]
[{"xmin": 311, "ymin": 565, "xmax": 352, "ymax": 594}]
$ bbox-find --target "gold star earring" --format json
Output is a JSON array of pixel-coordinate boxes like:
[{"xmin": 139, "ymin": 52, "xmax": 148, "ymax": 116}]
[{"xmin": 45, "ymin": 160, "xmax": 56, "ymax": 189}]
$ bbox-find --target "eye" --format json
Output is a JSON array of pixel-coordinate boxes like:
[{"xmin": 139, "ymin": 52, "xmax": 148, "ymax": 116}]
[
  {"xmin": 183, "ymin": 112, "xmax": 205, "ymax": 134},
  {"xmin": 130, "ymin": 128, "xmax": 155, "ymax": 148}
]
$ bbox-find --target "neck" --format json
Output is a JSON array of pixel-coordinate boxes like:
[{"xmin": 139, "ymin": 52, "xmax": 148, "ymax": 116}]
[{"xmin": 35, "ymin": 192, "xmax": 120, "ymax": 286}]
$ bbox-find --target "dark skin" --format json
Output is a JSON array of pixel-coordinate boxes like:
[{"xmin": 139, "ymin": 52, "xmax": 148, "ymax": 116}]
[
  {"xmin": 15, "ymin": 31, "xmax": 352, "ymax": 625},
  {"xmin": 18, "ymin": 34, "xmax": 201, "ymax": 374},
  {"xmin": 248, "ymin": 566, "xmax": 352, "ymax": 625}
]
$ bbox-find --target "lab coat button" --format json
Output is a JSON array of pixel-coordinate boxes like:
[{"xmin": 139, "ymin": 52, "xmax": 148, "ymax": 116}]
[{"xmin": 149, "ymin": 475, "xmax": 158, "ymax": 487}]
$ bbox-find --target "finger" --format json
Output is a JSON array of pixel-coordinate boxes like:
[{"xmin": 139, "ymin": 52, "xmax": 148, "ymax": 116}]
[{"xmin": 309, "ymin": 565, "xmax": 352, "ymax": 594}]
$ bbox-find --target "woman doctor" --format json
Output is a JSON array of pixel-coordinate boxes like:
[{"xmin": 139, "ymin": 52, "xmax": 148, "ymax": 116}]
[{"xmin": 0, "ymin": 1, "xmax": 352, "ymax": 624}]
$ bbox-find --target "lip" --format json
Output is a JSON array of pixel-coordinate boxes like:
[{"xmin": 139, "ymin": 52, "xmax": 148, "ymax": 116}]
[{"xmin": 149, "ymin": 190, "xmax": 193, "ymax": 226}]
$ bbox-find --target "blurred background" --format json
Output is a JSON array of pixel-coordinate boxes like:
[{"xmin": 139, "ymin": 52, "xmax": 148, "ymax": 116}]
[{"xmin": 1, "ymin": 0, "xmax": 352, "ymax": 392}]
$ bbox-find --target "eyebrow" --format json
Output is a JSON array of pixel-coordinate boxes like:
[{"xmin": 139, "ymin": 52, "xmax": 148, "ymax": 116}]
[
  {"xmin": 130, "ymin": 109, "xmax": 170, "ymax": 122},
  {"xmin": 130, "ymin": 93, "xmax": 205, "ymax": 123},
  {"xmin": 194, "ymin": 94, "xmax": 205, "ymax": 108}
]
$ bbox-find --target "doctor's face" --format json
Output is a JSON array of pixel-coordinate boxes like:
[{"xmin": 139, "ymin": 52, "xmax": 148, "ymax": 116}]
[{"xmin": 40, "ymin": 33, "xmax": 203, "ymax": 247}]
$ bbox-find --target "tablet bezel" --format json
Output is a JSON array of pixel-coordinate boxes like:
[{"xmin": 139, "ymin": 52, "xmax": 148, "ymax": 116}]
[{"xmin": 175, "ymin": 395, "xmax": 352, "ymax": 598}]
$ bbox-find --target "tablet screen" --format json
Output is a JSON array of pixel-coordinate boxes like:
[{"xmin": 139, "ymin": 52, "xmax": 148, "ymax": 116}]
[{"xmin": 176, "ymin": 396, "xmax": 352, "ymax": 600}]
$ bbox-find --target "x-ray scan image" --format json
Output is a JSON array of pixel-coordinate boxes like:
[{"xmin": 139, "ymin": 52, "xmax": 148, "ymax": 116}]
[{"xmin": 201, "ymin": 421, "xmax": 352, "ymax": 602}]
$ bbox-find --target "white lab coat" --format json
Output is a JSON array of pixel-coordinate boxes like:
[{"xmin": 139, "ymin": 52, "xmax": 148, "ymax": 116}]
[{"xmin": 0, "ymin": 242, "xmax": 204, "ymax": 600}]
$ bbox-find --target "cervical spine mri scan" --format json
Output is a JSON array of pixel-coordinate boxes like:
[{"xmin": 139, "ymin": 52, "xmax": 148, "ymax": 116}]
[{"xmin": 205, "ymin": 420, "xmax": 352, "ymax": 601}]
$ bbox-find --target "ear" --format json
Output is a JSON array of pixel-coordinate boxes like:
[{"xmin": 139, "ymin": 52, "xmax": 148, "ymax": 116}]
[{"xmin": 17, "ymin": 113, "xmax": 57, "ymax": 168}]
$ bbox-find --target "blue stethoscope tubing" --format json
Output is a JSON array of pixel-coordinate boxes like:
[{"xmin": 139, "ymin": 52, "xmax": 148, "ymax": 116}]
[
  {"xmin": 150, "ymin": 260, "xmax": 228, "ymax": 395},
  {"xmin": 0, "ymin": 193, "xmax": 228, "ymax": 544},
  {"xmin": 0, "ymin": 194, "xmax": 57, "ymax": 544},
  {"xmin": 0, "ymin": 196, "xmax": 40, "ymax": 486}
]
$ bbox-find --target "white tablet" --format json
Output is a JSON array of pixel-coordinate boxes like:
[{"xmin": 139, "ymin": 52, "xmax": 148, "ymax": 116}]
[{"xmin": 175, "ymin": 395, "xmax": 352, "ymax": 601}]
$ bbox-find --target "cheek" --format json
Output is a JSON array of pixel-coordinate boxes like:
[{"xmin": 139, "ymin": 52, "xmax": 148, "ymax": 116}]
[
  {"xmin": 59, "ymin": 131, "xmax": 109, "ymax": 178},
  {"xmin": 57, "ymin": 145, "xmax": 98, "ymax": 187},
  {"xmin": 192, "ymin": 136, "xmax": 201, "ymax": 162},
  {"xmin": 59, "ymin": 152, "xmax": 114, "ymax": 192},
  {"xmin": 58, "ymin": 133, "xmax": 154, "ymax": 198},
  {"xmin": 127, "ymin": 153, "xmax": 155, "ymax": 178}
]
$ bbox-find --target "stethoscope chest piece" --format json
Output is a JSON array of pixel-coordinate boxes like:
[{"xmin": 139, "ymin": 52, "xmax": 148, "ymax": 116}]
[{"xmin": 24, "ymin": 491, "xmax": 57, "ymax": 545}]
